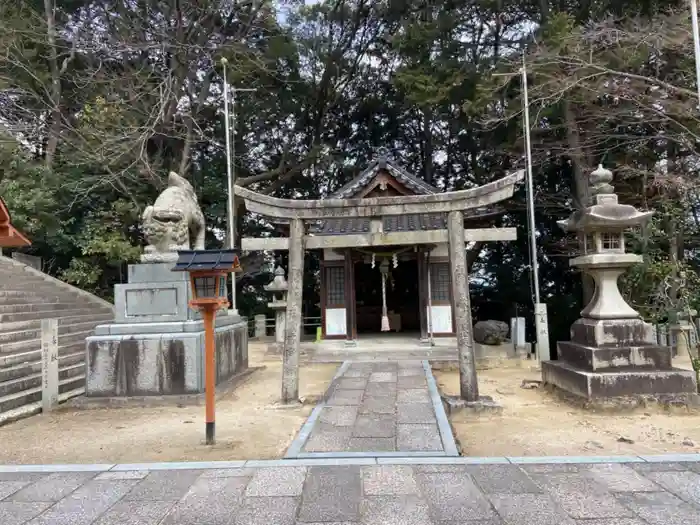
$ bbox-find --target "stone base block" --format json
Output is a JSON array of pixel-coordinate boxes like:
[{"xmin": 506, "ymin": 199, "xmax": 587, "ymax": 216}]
[
  {"xmin": 115, "ymin": 263, "xmax": 204, "ymax": 324},
  {"xmin": 266, "ymin": 342, "xmax": 284, "ymax": 355},
  {"xmin": 542, "ymin": 360, "xmax": 698, "ymax": 408},
  {"xmin": 85, "ymin": 318, "xmax": 248, "ymax": 397},
  {"xmin": 441, "ymin": 395, "xmax": 503, "ymax": 415},
  {"xmin": 68, "ymin": 368, "xmax": 260, "ymax": 408},
  {"xmin": 570, "ymin": 318, "xmax": 654, "ymax": 347},
  {"xmin": 557, "ymin": 341, "xmax": 672, "ymax": 371}
]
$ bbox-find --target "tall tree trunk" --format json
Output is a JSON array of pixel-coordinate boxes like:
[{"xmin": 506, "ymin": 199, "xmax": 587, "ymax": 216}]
[
  {"xmin": 539, "ymin": 0, "xmax": 549, "ymax": 23},
  {"xmin": 564, "ymin": 99, "xmax": 594, "ymax": 306},
  {"xmin": 44, "ymin": 0, "xmax": 61, "ymax": 171},
  {"xmin": 423, "ymin": 106, "xmax": 434, "ymax": 185},
  {"xmin": 666, "ymin": 149, "xmax": 682, "ymax": 317}
]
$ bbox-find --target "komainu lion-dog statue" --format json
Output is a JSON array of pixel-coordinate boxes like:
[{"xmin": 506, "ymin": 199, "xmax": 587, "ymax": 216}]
[{"xmin": 141, "ymin": 172, "xmax": 205, "ymax": 263}]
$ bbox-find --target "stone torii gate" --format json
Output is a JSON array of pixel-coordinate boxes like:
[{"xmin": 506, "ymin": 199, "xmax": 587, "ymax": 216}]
[{"xmin": 235, "ymin": 170, "xmax": 525, "ymax": 403}]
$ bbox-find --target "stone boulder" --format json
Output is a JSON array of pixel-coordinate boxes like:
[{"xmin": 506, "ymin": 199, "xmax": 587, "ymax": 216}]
[{"xmin": 473, "ymin": 320, "xmax": 509, "ymax": 345}]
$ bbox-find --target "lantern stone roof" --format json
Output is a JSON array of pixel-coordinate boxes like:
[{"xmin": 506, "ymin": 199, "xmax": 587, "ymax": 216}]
[
  {"xmin": 0, "ymin": 197, "xmax": 31, "ymax": 248},
  {"xmin": 558, "ymin": 194, "xmax": 654, "ymax": 233},
  {"xmin": 558, "ymin": 165, "xmax": 653, "ymax": 233},
  {"xmin": 264, "ymin": 266, "xmax": 288, "ymax": 293}
]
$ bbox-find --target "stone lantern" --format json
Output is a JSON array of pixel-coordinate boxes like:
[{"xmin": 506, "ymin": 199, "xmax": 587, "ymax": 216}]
[
  {"xmin": 542, "ymin": 165, "xmax": 698, "ymax": 405},
  {"xmin": 264, "ymin": 266, "xmax": 289, "ymax": 354}
]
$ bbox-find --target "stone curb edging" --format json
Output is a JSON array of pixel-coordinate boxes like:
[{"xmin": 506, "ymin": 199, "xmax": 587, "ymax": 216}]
[
  {"xmin": 284, "ymin": 360, "xmax": 352, "ymax": 458},
  {"xmin": 423, "ymin": 360, "xmax": 459, "ymax": 456},
  {"xmin": 1, "ymin": 453, "xmax": 699, "ymax": 473}
]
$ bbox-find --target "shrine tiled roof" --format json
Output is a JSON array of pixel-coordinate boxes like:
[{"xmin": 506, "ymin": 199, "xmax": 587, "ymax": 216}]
[
  {"xmin": 308, "ymin": 151, "xmax": 506, "ymax": 236},
  {"xmin": 309, "ymin": 207, "xmax": 502, "ymax": 236},
  {"xmin": 313, "ymin": 214, "xmax": 446, "ymax": 235},
  {"xmin": 329, "ymin": 150, "xmax": 439, "ymax": 199}
]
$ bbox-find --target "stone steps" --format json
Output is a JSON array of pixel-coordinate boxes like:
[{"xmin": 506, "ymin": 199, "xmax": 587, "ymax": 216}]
[
  {"xmin": 0, "ymin": 363, "xmax": 84, "ymax": 398},
  {"xmin": 0, "ymin": 348, "xmax": 85, "ymax": 380},
  {"xmin": 0, "ymin": 302, "xmax": 87, "ymax": 314},
  {"xmin": 0, "ymin": 256, "xmax": 114, "ymax": 425},
  {"xmin": 0, "ymin": 319, "xmax": 104, "ymax": 345},
  {"xmin": 0, "ymin": 287, "xmax": 85, "ymax": 301},
  {"xmin": 0, "ymin": 294, "xmax": 66, "ymax": 305},
  {"xmin": 0, "ymin": 330, "xmax": 93, "ymax": 355},
  {"xmin": 0, "ymin": 306, "xmax": 107, "ymax": 323},
  {"xmin": 0, "ymin": 311, "xmax": 113, "ymax": 333},
  {"xmin": 0, "ymin": 387, "xmax": 84, "ymax": 427},
  {"xmin": 0, "ymin": 374, "xmax": 86, "ymax": 418}
]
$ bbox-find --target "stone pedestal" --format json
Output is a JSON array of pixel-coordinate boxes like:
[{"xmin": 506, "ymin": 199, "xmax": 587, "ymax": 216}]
[
  {"xmin": 266, "ymin": 302, "xmax": 286, "ymax": 354},
  {"xmin": 544, "ymin": 306, "xmax": 697, "ymax": 407},
  {"xmin": 254, "ymin": 314, "xmax": 267, "ymax": 339},
  {"xmin": 85, "ymin": 263, "xmax": 248, "ymax": 397}
]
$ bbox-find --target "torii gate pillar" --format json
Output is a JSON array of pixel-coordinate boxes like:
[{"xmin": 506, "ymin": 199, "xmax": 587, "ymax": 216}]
[
  {"xmin": 282, "ymin": 219, "xmax": 305, "ymax": 403},
  {"xmin": 447, "ymin": 210, "xmax": 478, "ymax": 401}
]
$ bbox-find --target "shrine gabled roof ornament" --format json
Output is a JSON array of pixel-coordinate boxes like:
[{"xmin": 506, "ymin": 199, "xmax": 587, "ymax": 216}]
[
  {"xmin": 330, "ymin": 148, "xmax": 440, "ymax": 198},
  {"xmin": 0, "ymin": 197, "xmax": 31, "ymax": 248}
]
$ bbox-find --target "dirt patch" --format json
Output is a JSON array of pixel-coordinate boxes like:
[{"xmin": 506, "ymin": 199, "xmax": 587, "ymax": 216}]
[
  {"xmin": 434, "ymin": 356, "xmax": 700, "ymax": 457},
  {"xmin": 0, "ymin": 344, "xmax": 338, "ymax": 464}
]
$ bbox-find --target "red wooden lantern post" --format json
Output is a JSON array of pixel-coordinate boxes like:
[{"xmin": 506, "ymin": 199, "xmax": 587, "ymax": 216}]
[{"xmin": 173, "ymin": 249, "xmax": 241, "ymax": 445}]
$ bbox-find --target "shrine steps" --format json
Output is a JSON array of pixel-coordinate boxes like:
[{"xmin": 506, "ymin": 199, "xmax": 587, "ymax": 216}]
[
  {"xmin": 0, "ymin": 255, "xmax": 114, "ymax": 425},
  {"xmin": 299, "ymin": 337, "xmax": 530, "ymax": 364},
  {"xmin": 300, "ymin": 338, "xmax": 459, "ymax": 363}
]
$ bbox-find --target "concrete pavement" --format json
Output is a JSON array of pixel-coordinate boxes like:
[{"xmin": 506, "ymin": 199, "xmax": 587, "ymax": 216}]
[{"xmin": 0, "ymin": 455, "xmax": 698, "ymax": 524}]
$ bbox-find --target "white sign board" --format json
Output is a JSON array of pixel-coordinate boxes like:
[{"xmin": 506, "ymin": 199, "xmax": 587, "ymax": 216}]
[{"xmin": 41, "ymin": 319, "xmax": 59, "ymax": 412}]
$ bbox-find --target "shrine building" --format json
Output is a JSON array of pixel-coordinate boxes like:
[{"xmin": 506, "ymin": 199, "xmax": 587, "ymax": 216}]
[{"xmin": 239, "ymin": 152, "xmax": 522, "ymax": 345}]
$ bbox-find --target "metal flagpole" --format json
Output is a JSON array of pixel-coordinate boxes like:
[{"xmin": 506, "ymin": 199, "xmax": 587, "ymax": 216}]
[
  {"xmin": 691, "ymin": 0, "xmax": 700, "ymax": 106},
  {"xmin": 521, "ymin": 53, "xmax": 550, "ymax": 363},
  {"xmin": 221, "ymin": 58, "xmax": 236, "ymax": 315},
  {"xmin": 426, "ymin": 252, "xmax": 434, "ymax": 347},
  {"xmin": 221, "ymin": 58, "xmax": 255, "ymax": 316}
]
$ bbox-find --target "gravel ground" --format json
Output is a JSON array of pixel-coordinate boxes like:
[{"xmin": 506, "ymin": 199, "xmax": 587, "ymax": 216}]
[
  {"xmin": 435, "ymin": 355, "xmax": 700, "ymax": 457},
  {"xmin": 0, "ymin": 344, "xmax": 338, "ymax": 464}
]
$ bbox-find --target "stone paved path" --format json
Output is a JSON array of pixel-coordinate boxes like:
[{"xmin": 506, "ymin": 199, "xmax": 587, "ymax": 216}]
[
  {"xmin": 286, "ymin": 360, "xmax": 458, "ymax": 458},
  {"xmin": 0, "ymin": 458, "xmax": 699, "ymax": 524}
]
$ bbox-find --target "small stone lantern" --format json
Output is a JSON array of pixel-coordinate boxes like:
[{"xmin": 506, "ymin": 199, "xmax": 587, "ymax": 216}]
[
  {"xmin": 264, "ymin": 266, "xmax": 288, "ymax": 354},
  {"xmin": 543, "ymin": 165, "xmax": 698, "ymax": 405}
]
